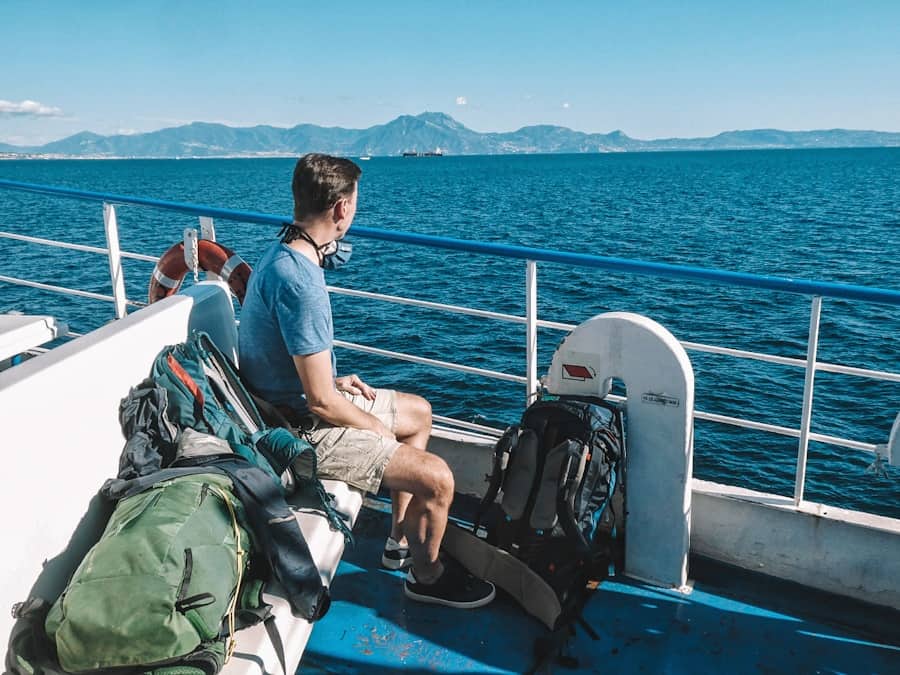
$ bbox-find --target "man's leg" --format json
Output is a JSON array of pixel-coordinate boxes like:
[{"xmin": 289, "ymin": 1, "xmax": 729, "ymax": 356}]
[
  {"xmin": 381, "ymin": 441, "xmax": 496, "ymax": 608},
  {"xmin": 388, "ymin": 393, "xmax": 432, "ymax": 542},
  {"xmin": 307, "ymin": 390, "xmax": 494, "ymax": 607},
  {"xmin": 380, "ymin": 443, "xmax": 452, "ymax": 582}
]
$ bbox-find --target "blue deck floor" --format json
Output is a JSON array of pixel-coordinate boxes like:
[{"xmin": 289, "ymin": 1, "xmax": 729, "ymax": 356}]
[{"xmin": 299, "ymin": 502, "xmax": 900, "ymax": 674}]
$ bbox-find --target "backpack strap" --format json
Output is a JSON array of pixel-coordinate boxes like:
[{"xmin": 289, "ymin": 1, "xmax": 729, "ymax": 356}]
[
  {"xmin": 472, "ymin": 424, "xmax": 519, "ymax": 533},
  {"xmin": 6, "ymin": 598, "xmax": 68, "ymax": 675},
  {"xmin": 263, "ymin": 615, "xmax": 288, "ymax": 675},
  {"xmin": 197, "ymin": 333, "xmax": 267, "ymax": 432},
  {"xmin": 555, "ymin": 442, "xmax": 591, "ymax": 554}
]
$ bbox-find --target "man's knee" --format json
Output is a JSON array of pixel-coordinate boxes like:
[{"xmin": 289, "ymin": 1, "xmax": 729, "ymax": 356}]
[
  {"xmin": 396, "ymin": 391, "xmax": 432, "ymax": 432},
  {"xmin": 384, "ymin": 446, "xmax": 453, "ymax": 504},
  {"xmin": 395, "ymin": 392, "xmax": 431, "ymax": 438},
  {"xmin": 430, "ymin": 455, "xmax": 454, "ymax": 504},
  {"xmin": 414, "ymin": 453, "xmax": 453, "ymax": 505}
]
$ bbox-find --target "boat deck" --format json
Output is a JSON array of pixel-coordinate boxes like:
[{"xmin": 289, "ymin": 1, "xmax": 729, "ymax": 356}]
[{"xmin": 299, "ymin": 499, "xmax": 899, "ymax": 674}]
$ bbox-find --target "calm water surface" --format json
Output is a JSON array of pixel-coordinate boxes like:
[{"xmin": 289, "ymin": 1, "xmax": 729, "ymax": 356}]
[{"xmin": 1, "ymin": 150, "xmax": 898, "ymax": 517}]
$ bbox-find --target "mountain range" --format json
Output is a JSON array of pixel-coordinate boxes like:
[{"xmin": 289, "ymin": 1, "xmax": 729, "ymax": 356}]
[{"xmin": 3, "ymin": 112, "xmax": 899, "ymax": 158}]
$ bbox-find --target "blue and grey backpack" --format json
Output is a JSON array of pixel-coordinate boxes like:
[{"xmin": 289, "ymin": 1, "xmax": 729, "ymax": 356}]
[{"xmin": 470, "ymin": 394, "xmax": 626, "ymax": 668}]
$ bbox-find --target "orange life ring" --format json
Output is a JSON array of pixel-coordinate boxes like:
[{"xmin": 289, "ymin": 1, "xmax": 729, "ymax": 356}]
[{"xmin": 148, "ymin": 240, "xmax": 252, "ymax": 304}]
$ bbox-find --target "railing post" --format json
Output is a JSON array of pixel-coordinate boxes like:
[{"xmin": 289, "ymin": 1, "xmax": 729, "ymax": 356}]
[
  {"xmin": 102, "ymin": 203, "xmax": 127, "ymax": 319},
  {"xmin": 794, "ymin": 295, "xmax": 823, "ymax": 505},
  {"xmin": 526, "ymin": 260, "xmax": 539, "ymax": 404}
]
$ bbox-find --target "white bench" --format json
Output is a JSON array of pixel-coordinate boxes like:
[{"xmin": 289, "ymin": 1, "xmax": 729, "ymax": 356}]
[
  {"xmin": 0, "ymin": 282, "xmax": 362, "ymax": 674},
  {"xmin": 0, "ymin": 313, "xmax": 67, "ymax": 363}
]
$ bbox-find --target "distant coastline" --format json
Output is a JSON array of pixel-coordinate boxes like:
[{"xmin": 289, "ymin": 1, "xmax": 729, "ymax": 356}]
[
  {"xmin": 2, "ymin": 112, "xmax": 899, "ymax": 159},
  {"xmin": 4, "ymin": 147, "xmax": 900, "ymax": 161}
]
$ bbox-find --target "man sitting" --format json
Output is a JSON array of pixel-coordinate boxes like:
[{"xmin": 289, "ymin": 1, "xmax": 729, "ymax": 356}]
[{"xmin": 238, "ymin": 153, "xmax": 495, "ymax": 608}]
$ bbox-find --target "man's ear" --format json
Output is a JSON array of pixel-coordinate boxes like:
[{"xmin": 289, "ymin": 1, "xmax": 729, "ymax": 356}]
[{"xmin": 332, "ymin": 198, "xmax": 347, "ymax": 223}]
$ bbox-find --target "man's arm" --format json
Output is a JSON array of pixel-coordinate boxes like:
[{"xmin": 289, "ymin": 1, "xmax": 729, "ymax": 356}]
[{"xmin": 293, "ymin": 349, "xmax": 394, "ymax": 439}]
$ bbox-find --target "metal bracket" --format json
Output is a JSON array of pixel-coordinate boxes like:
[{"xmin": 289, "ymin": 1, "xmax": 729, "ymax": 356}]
[
  {"xmin": 869, "ymin": 410, "xmax": 899, "ymax": 476},
  {"xmin": 889, "ymin": 411, "xmax": 900, "ymax": 467},
  {"xmin": 199, "ymin": 216, "xmax": 216, "ymax": 241}
]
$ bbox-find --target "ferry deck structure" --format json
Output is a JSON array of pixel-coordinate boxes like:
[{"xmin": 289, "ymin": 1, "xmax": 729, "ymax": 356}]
[{"xmin": 0, "ymin": 179, "xmax": 898, "ymax": 673}]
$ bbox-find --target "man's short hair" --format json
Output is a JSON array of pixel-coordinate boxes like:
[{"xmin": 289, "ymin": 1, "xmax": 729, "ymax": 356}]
[{"xmin": 292, "ymin": 153, "xmax": 361, "ymax": 221}]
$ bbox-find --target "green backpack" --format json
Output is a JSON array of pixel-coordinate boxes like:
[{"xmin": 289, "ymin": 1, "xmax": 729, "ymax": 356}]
[
  {"xmin": 149, "ymin": 331, "xmax": 349, "ymax": 540},
  {"xmin": 44, "ymin": 473, "xmax": 253, "ymax": 674}
]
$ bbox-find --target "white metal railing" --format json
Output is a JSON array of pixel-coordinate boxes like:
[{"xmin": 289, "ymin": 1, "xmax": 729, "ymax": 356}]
[{"xmin": 1, "ymin": 180, "xmax": 899, "ymax": 509}]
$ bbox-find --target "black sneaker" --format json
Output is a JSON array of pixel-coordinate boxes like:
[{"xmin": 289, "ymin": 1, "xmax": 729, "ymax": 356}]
[
  {"xmin": 404, "ymin": 559, "xmax": 496, "ymax": 609},
  {"xmin": 381, "ymin": 537, "xmax": 413, "ymax": 571}
]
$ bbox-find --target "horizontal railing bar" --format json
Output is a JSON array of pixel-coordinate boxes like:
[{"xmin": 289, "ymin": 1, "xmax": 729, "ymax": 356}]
[
  {"xmin": 696, "ymin": 409, "xmax": 800, "ymax": 437},
  {"xmin": 433, "ymin": 415, "xmax": 505, "ymax": 437},
  {"xmin": 1, "ymin": 231, "xmax": 110, "ymax": 255},
  {"xmin": 3, "ymin": 179, "xmax": 900, "ymax": 306},
  {"xmin": 815, "ymin": 362, "xmax": 900, "ymax": 383},
  {"xmin": 537, "ymin": 319, "xmax": 575, "ymax": 331},
  {"xmin": 681, "ymin": 340, "xmax": 806, "ymax": 367},
  {"xmin": 527, "ymin": 321, "xmax": 900, "ymax": 382},
  {"xmin": 329, "ymin": 287, "xmax": 577, "ymax": 333},
  {"xmin": 0, "ymin": 275, "xmax": 115, "ymax": 303},
  {"xmin": 348, "ymin": 229, "xmax": 900, "ymax": 307},
  {"xmin": 333, "ymin": 339, "xmax": 527, "ymax": 384},
  {"xmin": 808, "ymin": 432, "xmax": 879, "ymax": 453},
  {"xmin": 433, "ymin": 394, "xmax": 880, "ymax": 454},
  {"xmin": 123, "ymin": 251, "xmax": 160, "ymax": 263},
  {"xmin": 695, "ymin": 408, "xmax": 879, "ymax": 454},
  {"xmin": 0, "ymin": 231, "xmax": 160, "ymax": 263},
  {"xmin": 432, "ymin": 397, "xmax": 880, "ymax": 454},
  {"xmin": 684, "ymin": 341, "xmax": 900, "ymax": 382},
  {"xmin": 331, "ymin": 287, "xmax": 900, "ymax": 384},
  {"xmin": 328, "ymin": 286, "xmax": 526, "ymax": 324}
]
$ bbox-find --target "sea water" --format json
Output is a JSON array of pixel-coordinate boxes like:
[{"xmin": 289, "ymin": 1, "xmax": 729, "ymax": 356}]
[{"xmin": 1, "ymin": 149, "xmax": 898, "ymax": 517}]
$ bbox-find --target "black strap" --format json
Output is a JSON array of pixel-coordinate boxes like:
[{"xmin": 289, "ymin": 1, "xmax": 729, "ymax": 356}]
[
  {"xmin": 264, "ymin": 614, "xmax": 288, "ymax": 675},
  {"xmin": 577, "ymin": 615, "xmax": 600, "ymax": 641},
  {"xmin": 555, "ymin": 442, "xmax": 591, "ymax": 554},
  {"xmin": 528, "ymin": 624, "xmax": 577, "ymax": 674}
]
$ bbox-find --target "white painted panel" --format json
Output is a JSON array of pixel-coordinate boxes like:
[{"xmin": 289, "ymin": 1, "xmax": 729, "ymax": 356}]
[
  {"xmin": 544, "ymin": 312, "xmax": 694, "ymax": 590},
  {"xmin": 0, "ymin": 295, "xmax": 196, "ymax": 645},
  {"xmin": 691, "ymin": 479, "xmax": 900, "ymax": 610}
]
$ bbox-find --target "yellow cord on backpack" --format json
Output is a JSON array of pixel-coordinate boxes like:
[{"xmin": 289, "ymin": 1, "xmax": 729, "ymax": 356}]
[{"xmin": 209, "ymin": 486, "xmax": 245, "ymax": 663}]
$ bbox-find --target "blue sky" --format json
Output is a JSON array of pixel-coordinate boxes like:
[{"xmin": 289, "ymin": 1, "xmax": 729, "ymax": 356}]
[{"xmin": 2, "ymin": 1, "xmax": 899, "ymax": 145}]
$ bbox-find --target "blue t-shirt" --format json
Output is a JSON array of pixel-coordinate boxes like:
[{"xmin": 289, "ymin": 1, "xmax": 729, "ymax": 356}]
[{"xmin": 238, "ymin": 242, "xmax": 335, "ymax": 414}]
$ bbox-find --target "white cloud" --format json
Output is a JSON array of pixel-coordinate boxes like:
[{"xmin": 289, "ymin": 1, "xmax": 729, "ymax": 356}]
[
  {"xmin": 562, "ymin": 102, "xmax": 571, "ymax": 109},
  {"xmin": 455, "ymin": 96, "xmax": 467, "ymax": 106},
  {"xmin": 0, "ymin": 99, "xmax": 64, "ymax": 117}
]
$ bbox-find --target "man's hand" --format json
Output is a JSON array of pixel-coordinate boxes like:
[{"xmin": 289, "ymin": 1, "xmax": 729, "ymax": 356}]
[
  {"xmin": 335, "ymin": 373, "xmax": 376, "ymax": 401},
  {"xmin": 334, "ymin": 374, "xmax": 394, "ymax": 439},
  {"xmin": 293, "ymin": 352, "xmax": 393, "ymax": 439}
]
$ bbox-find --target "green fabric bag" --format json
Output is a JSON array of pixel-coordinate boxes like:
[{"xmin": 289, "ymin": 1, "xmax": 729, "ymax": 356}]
[{"xmin": 45, "ymin": 473, "xmax": 250, "ymax": 674}]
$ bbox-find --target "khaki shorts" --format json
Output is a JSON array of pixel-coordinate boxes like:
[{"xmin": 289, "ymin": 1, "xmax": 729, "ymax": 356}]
[{"xmin": 301, "ymin": 389, "xmax": 401, "ymax": 494}]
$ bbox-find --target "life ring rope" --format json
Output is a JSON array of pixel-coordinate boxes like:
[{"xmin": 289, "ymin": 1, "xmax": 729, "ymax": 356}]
[{"xmin": 148, "ymin": 239, "xmax": 252, "ymax": 305}]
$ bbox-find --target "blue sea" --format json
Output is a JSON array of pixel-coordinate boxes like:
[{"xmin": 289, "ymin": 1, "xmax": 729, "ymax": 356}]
[{"xmin": 1, "ymin": 150, "xmax": 898, "ymax": 518}]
